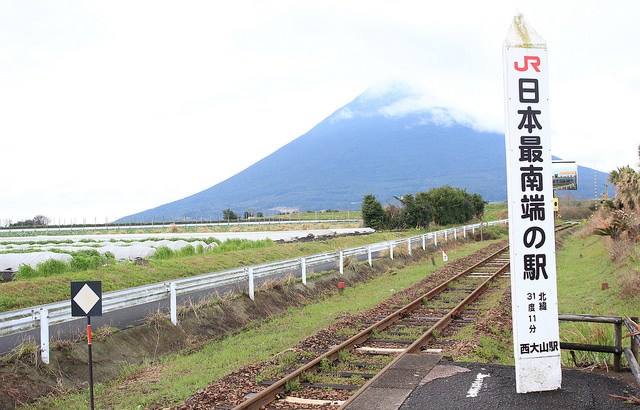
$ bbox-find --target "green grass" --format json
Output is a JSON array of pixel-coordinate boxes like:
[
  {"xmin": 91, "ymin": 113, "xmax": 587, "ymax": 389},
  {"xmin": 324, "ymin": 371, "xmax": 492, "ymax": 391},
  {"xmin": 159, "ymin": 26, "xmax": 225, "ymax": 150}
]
[
  {"xmin": 556, "ymin": 234, "xmax": 638, "ymax": 316},
  {"xmin": 483, "ymin": 202, "xmax": 508, "ymax": 221},
  {"xmin": 0, "ymin": 231, "xmax": 418, "ymax": 311},
  {"xmin": 555, "ymin": 232, "xmax": 640, "ymax": 368},
  {"xmin": 26, "ymin": 239, "xmax": 498, "ymax": 409}
]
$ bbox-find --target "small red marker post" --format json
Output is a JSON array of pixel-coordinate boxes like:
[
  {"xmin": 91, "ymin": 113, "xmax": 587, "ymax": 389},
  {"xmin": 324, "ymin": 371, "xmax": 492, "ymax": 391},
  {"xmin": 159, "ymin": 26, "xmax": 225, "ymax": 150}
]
[
  {"xmin": 87, "ymin": 317, "xmax": 95, "ymax": 410},
  {"xmin": 338, "ymin": 281, "xmax": 345, "ymax": 294},
  {"xmin": 71, "ymin": 281, "xmax": 102, "ymax": 410}
]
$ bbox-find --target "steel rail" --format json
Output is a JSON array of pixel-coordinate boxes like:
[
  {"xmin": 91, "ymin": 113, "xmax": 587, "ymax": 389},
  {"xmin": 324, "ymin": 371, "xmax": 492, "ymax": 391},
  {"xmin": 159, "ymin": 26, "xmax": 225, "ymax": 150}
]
[{"xmin": 231, "ymin": 245, "xmax": 510, "ymax": 410}]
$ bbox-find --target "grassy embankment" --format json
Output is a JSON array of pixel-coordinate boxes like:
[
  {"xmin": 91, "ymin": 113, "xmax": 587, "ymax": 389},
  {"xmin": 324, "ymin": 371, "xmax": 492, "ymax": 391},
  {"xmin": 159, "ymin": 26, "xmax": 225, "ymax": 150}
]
[{"xmin": 24, "ymin": 235, "xmax": 504, "ymax": 409}]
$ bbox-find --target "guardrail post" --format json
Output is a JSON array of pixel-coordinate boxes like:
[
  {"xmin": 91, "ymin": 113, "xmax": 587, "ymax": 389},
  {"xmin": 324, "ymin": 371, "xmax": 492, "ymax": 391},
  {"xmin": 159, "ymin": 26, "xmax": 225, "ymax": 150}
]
[
  {"xmin": 339, "ymin": 251, "xmax": 344, "ymax": 274},
  {"xmin": 246, "ymin": 267, "xmax": 255, "ymax": 300},
  {"xmin": 367, "ymin": 246, "xmax": 372, "ymax": 266},
  {"xmin": 300, "ymin": 258, "xmax": 307, "ymax": 285},
  {"xmin": 169, "ymin": 282, "xmax": 177, "ymax": 326},
  {"xmin": 422, "ymin": 234, "xmax": 426, "ymax": 250},
  {"xmin": 407, "ymin": 238, "xmax": 412, "ymax": 256},
  {"xmin": 434, "ymin": 233, "xmax": 437, "ymax": 247},
  {"xmin": 454, "ymin": 228, "xmax": 457, "ymax": 241},
  {"xmin": 444, "ymin": 230, "xmax": 448, "ymax": 242},
  {"xmin": 389, "ymin": 242, "xmax": 394, "ymax": 260},
  {"xmin": 39, "ymin": 308, "xmax": 49, "ymax": 364}
]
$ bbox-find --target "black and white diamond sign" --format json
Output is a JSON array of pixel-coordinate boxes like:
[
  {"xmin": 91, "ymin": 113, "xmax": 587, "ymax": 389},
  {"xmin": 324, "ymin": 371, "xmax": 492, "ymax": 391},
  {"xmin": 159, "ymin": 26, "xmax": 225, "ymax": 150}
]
[{"xmin": 71, "ymin": 281, "xmax": 102, "ymax": 317}]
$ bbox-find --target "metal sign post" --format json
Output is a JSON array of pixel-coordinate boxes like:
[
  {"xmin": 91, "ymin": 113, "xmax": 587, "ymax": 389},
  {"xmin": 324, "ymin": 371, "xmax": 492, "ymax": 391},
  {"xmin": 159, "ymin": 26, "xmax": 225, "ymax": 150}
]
[
  {"xmin": 71, "ymin": 281, "xmax": 103, "ymax": 409},
  {"xmin": 503, "ymin": 15, "xmax": 562, "ymax": 393}
]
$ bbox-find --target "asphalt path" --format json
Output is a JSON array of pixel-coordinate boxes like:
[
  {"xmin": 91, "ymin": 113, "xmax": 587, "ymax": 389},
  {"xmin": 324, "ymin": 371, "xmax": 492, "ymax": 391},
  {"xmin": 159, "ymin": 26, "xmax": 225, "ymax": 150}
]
[{"xmin": 400, "ymin": 362, "xmax": 639, "ymax": 410}]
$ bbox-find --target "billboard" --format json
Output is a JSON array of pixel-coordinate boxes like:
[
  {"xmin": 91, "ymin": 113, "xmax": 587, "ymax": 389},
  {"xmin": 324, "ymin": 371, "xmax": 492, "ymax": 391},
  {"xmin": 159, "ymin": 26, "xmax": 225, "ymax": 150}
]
[{"xmin": 552, "ymin": 160, "xmax": 578, "ymax": 190}]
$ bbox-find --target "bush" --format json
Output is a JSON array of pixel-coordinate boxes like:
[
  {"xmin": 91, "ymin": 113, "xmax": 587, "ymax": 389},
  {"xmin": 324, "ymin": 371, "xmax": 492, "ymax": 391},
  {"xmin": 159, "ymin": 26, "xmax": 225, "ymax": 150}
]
[
  {"xmin": 178, "ymin": 245, "xmax": 195, "ymax": 257},
  {"xmin": 153, "ymin": 246, "xmax": 174, "ymax": 260},
  {"xmin": 37, "ymin": 259, "xmax": 67, "ymax": 276},
  {"xmin": 618, "ymin": 269, "xmax": 640, "ymax": 300},
  {"xmin": 15, "ymin": 264, "xmax": 37, "ymax": 280},
  {"xmin": 69, "ymin": 250, "xmax": 104, "ymax": 271},
  {"xmin": 475, "ymin": 226, "xmax": 508, "ymax": 241}
]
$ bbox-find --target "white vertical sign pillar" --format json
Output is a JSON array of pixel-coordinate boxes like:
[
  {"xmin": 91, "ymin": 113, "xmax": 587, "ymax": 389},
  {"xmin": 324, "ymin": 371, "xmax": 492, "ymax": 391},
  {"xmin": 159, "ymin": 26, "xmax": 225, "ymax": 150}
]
[
  {"xmin": 407, "ymin": 238, "xmax": 412, "ymax": 256},
  {"xmin": 367, "ymin": 246, "xmax": 372, "ymax": 266},
  {"xmin": 504, "ymin": 14, "xmax": 561, "ymax": 393},
  {"xmin": 339, "ymin": 251, "xmax": 344, "ymax": 274},
  {"xmin": 389, "ymin": 242, "xmax": 394, "ymax": 260},
  {"xmin": 422, "ymin": 234, "xmax": 426, "ymax": 250}
]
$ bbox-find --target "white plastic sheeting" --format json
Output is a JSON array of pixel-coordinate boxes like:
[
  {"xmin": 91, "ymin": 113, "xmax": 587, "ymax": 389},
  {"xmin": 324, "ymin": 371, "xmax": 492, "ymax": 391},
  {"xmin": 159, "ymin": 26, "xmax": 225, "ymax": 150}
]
[
  {"xmin": 0, "ymin": 252, "xmax": 73, "ymax": 271},
  {"xmin": 0, "ymin": 238, "xmax": 220, "ymax": 271}
]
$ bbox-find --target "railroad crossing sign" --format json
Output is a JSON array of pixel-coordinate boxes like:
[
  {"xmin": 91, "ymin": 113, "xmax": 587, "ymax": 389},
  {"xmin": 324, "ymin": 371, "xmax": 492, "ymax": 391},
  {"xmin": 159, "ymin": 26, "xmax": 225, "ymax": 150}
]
[{"xmin": 71, "ymin": 281, "xmax": 102, "ymax": 317}]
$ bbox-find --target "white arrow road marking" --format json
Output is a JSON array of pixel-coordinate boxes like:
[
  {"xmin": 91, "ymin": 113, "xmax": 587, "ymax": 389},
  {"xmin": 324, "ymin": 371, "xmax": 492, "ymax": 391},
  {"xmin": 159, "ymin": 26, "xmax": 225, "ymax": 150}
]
[{"xmin": 466, "ymin": 372, "xmax": 491, "ymax": 398}]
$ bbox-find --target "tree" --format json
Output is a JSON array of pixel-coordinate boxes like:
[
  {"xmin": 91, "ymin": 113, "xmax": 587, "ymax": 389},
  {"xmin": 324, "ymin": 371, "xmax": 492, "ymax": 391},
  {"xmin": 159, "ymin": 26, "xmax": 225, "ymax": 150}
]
[
  {"xmin": 33, "ymin": 215, "xmax": 50, "ymax": 226},
  {"xmin": 608, "ymin": 165, "xmax": 639, "ymax": 214},
  {"xmin": 222, "ymin": 209, "xmax": 238, "ymax": 220},
  {"xmin": 361, "ymin": 194, "xmax": 385, "ymax": 230}
]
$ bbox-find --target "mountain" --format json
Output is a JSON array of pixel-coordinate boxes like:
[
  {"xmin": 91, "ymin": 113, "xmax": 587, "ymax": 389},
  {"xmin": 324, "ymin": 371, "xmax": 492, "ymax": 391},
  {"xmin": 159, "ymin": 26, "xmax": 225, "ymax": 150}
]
[{"xmin": 117, "ymin": 87, "xmax": 609, "ymax": 223}]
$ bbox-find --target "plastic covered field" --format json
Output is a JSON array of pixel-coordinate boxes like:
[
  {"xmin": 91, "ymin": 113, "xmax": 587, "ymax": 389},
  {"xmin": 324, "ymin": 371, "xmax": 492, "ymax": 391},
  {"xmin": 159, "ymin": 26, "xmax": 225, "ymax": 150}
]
[{"xmin": 0, "ymin": 239, "xmax": 218, "ymax": 271}]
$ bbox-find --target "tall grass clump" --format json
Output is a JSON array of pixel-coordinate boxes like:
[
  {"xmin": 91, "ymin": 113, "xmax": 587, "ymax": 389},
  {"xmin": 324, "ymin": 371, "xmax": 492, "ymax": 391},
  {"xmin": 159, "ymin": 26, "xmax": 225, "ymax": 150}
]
[
  {"xmin": 36, "ymin": 258, "xmax": 67, "ymax": 276},
  {"xmin": 16, "ymin": 264, "xmax": 38, "ymax": 279},
  {"xmin": 177, "ymin": 245, "xmax": 196, "ymax": 257},
  {"xmin": 213, "ymin": 239, "xmax": 274, "ymax": 252},
  {"xmin": 152, "ymin": 246, "xmax": 175, "ymax": 260},
  {"xmin": 69, "ymin": 249, "xmax": 112, "ymax": 271}
]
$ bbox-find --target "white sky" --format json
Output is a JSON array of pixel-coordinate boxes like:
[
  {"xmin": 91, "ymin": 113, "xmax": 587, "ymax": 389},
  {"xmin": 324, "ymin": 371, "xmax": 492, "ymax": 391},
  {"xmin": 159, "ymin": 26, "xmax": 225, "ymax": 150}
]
[{"xmin": 2, "ymin": 1, "xmax": 638, "ymax": 223}]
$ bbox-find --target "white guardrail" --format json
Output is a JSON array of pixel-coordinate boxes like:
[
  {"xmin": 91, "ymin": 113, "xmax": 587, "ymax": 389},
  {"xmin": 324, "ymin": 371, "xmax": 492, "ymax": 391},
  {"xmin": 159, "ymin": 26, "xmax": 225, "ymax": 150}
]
[{"xmin": 0, "ymin": 220, "xmax": 507, "ymax": 363}]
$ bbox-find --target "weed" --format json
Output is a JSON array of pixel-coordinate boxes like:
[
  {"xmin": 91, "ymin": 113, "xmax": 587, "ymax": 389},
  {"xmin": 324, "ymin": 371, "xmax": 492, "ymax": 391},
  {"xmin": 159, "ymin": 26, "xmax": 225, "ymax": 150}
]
[
  {"xmin": 145, "ymin": 310, "xmax": 168, "ymax": 327},
  {"xmin": 277, "ymin": 350, "xmax": 299, "ymax": 368},
  {"xmin": 338, "ymin": 350, "xmax": 354, "ymax": 362},
  {"xmin": 284, "ymin": 378, "xmax": 301, "ymax": 392},
  {"xmin": 300, "ymin": 371, "xmax": 320, "ymax": 383},
  {"xmin": 561, "ymin": 322, "xmax": 614, "ymax": 367},
  {"xmin": 177, "ymin": 245, "xmax": 196, "ymax": 257},
  {"xmin": 93, "ymin": 325, "xmax": 117, "ymax": 341},
  {"xmin": 618, "ymin": 269, "xmax": 640, "ymax": 299},
  {"xmin": 38, "ymin": 258, "xmax": 68, "ymax": 276},
  {"xmin": 153, "ymin": 246, "xmax": 174, "ymax": 260},
  {"xmin": 51, "ymin": 338, "xmax": 74, "ymax": 351},
  {"xmin": 319, "ymin": 358, "xmax": 335, "ymax": 372},
  {"xmin": 69, "ymin": 250, "xmax": 105, "ymax": 271},
  {"xmin": 3, "ymin": 340, "xmax": 40, "ymax": 367}
]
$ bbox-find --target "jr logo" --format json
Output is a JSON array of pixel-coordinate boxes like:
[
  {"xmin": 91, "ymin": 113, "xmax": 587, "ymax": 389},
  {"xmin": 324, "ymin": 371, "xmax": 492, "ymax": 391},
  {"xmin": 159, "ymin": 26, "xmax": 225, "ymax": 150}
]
[{"xmin": 514, "ymin": 56, "xmax": 541, "ymax": 72}]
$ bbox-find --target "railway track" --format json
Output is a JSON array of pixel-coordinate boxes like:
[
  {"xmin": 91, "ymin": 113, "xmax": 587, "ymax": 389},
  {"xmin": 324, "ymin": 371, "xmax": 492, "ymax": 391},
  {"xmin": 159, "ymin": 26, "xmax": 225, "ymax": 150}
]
[{"xmin": 212, "ymin": 245, "xmax": 512, "ymax": 409}]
